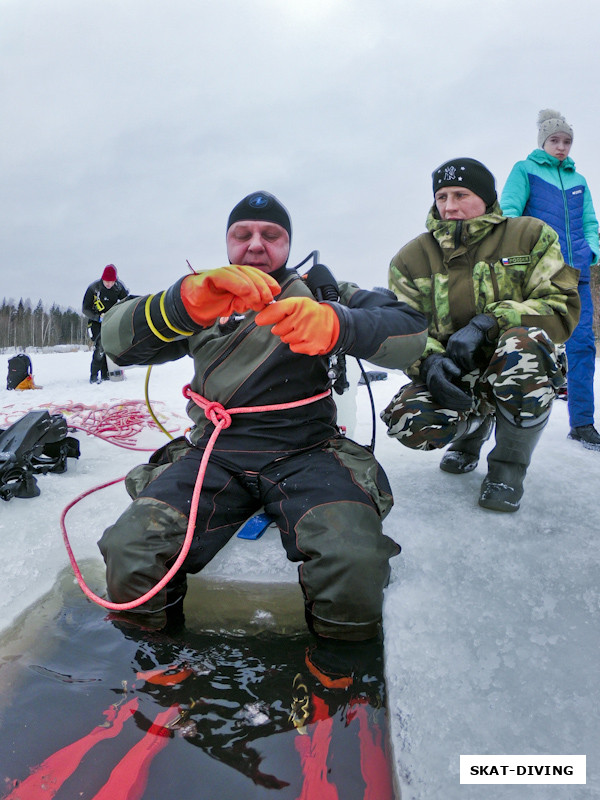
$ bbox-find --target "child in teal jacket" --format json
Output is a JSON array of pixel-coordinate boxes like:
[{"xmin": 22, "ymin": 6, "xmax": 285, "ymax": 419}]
[{"xmin": 501, "ymin": 109, "xmax": 600, "ymax": 450}]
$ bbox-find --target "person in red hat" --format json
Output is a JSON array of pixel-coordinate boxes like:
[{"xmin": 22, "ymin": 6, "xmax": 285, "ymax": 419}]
[{"xmin": 82, "ymin": 265, "xmax": 129, "ymax": 383}]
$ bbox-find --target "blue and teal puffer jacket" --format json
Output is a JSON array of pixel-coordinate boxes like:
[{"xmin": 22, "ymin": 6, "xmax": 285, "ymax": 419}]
[{"xmin": 501, "ymin": 149, "xmax": 599, "ymax": 282}]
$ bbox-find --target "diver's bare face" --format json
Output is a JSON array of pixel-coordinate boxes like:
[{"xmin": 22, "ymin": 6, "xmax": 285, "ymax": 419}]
[{"xmin": 226, "ymin": 221, "xmax": 290, "ymax": 274}]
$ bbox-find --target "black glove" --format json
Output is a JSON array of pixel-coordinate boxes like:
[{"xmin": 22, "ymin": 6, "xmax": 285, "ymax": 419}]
[
  {"xmin": 445, "ymin": 314, "xmax": 498, "ymax": 373},
  {"xmin": 420, "ymin": 354, "xmax": 473, "ymax": 411}
]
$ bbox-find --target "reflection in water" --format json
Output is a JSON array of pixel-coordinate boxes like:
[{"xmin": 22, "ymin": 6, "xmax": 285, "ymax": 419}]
[{"xmin": 0, "ymin": 568, "xmax": 396, "ymax": 800}]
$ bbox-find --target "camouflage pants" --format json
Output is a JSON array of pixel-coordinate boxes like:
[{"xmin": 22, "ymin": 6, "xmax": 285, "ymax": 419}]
[{"xmin": 381, "ymin": 327, "xmax": 565, "ymax": 451}]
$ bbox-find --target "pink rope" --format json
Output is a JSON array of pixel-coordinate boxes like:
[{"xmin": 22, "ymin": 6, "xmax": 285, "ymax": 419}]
[
  {"xmin": 62, "ymin": 385, "xmax": 331, "ymax": 611},
  {"xmin": 1, "ymin": 400, "xmax": 180, "ymax": 451}
]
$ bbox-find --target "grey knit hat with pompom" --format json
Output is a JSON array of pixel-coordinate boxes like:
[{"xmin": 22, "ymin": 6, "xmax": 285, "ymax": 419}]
[{"xmin": 537, "ymin": 109, "xmax": 573, "ymax": 148}]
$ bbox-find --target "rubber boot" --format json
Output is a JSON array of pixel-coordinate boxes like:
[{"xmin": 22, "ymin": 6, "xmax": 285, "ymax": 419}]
[
  {"xmin": 478, "ymin": 409, "xmax": 549, "ymax": 512},
  {"xmin": 440, "ymin": 415, "xmax": 494, "ymax": 474}
]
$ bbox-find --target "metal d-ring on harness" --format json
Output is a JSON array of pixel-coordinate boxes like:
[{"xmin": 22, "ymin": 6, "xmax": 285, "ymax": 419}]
[{"xmin": 299, "ymin": 251, "xmax": 377, "ymax": 453}]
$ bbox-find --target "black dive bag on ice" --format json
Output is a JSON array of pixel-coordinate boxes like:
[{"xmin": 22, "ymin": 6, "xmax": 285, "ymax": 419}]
[
  {"xmin": 0, "ymin": 410, "xmax": 80, "ymax": 501},
  {"xmin": 6, "ymin": 354, "xmax": 32, "ymax": 390}
]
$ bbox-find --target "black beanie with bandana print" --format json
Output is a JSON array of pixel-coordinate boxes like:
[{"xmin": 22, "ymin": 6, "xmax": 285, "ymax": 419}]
[{"xmin": 432, "ymin": 158, "xmax": 497, "ymax": 207}]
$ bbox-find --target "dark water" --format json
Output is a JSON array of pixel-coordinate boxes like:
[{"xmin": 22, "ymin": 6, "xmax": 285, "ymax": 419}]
[{"xmin": 0, "ymin": 569, "xmax": 396, "ymax": 800}]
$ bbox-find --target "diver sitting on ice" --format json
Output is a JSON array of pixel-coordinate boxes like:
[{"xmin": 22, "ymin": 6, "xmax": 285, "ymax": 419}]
[{"xmin": 99, "ymin": 191, "xmax": 427, "ymax": 673}]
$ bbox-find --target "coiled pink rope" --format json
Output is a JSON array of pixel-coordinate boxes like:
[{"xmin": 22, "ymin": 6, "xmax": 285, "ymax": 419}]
[
  {"xmin": 62, "ymin": 385, "xmax": 331, "ymax": 611},
  {"xmin": 1, "ymin": 400, "xmax": 180, "ymax": 451}
]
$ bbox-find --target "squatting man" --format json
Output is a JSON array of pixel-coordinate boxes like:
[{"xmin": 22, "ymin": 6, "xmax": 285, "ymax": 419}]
[
  {"xmin": 382, "ymin": 158, "xmax": 580, "ymax": 512},
  {"xmin": 100, "ymin": 191, "xmax": 427, "ymax": 678}
]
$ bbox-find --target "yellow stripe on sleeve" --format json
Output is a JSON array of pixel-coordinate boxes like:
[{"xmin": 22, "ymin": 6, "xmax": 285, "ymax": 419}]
[
  {"xmin": 144, "ymin": 295, "xmax": 179, "ymax": 343},
  {"xmin": 159, "ymin": 291, "xmax": 193, "ymax": 336}
]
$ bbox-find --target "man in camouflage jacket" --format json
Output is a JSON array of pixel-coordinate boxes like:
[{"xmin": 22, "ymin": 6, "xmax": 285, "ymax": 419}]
[
  {"xmin": 382, "ymin": 158, "xmax": 580, "ymax": 512},
  {"xmin": 99, "ymin": 191, "xmax": 427, "ymax": 642}
]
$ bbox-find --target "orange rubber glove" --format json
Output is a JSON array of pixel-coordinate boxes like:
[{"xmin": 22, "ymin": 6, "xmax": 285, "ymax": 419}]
[
  {"xmin": 255, "ymin": 296, "xmax": 340, "ymax": 355},
  {"xmin": 180, "ymin": 265, "xmax": 280, "ymax": 326}
]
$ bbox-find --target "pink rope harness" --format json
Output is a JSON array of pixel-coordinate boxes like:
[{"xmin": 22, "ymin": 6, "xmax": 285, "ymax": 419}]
[{"xmin": 62, "ymin": 384, "xmax": 332, "ymax": 611}]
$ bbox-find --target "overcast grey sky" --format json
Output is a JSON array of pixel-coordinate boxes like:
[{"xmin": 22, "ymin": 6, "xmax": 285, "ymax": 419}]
[{"xmin": 2, "ymin": 0, "xmax": 599, "ymax": 310}]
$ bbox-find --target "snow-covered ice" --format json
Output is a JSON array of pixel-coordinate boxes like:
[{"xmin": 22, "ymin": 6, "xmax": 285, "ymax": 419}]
[{"xmin": 1, "ymin": 349, "xmax": 598, "ymax": 799}]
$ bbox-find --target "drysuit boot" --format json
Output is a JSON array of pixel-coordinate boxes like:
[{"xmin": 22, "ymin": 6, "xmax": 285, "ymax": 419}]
[
  {"xmin": 304, "ymin": 634, "xmax": 383, "ymax": 691},
  {"xmin": 478, "ymin": 410, "xmax": 549, "ymax": 513},
  {"xmin": 106, "ymin": 588, "xmax": 187, "ymax": 635},
  {"xmin": 439, "ymin": 415, "xmax": 494, "ymax": 474}
]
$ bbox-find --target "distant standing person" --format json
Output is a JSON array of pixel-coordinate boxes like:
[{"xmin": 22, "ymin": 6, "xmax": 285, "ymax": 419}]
[
  {"xmin": 501, "ymin": 109, "xmax": 600, "ymax": 451},
  {"xmin": 82, "ymin": 265, "xmax": 129, "ymax": 383}
]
